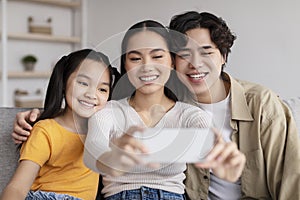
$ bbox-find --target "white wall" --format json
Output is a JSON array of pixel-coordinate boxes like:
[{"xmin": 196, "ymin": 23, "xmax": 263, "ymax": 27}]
[{"xmin": 87, "ymin": 0, "xmax": 300, "ymax": 99}]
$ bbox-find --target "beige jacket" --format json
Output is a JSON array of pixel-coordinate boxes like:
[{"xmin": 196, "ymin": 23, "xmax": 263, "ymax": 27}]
[{"xmin": 179, "ymin": 73, "xmax": 300, "ymax": 200}]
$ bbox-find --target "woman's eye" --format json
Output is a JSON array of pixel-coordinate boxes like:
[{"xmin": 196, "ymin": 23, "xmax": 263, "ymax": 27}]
[
  {"xmin": 153, "ymin": 55, "xmax": 163, "ymax": 59},
  {"xmin": 129, "ymin": 57, "xmax": 141, "ymax": 62},
  {"xmin": 78, "ymin": 81, "xmax": 88, "ymax": 86}
]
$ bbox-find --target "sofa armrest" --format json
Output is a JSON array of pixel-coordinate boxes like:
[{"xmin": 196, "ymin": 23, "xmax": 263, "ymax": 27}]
[{"xmin": 0, "ymin": 107, "xmax": 30, "ymax": 193}]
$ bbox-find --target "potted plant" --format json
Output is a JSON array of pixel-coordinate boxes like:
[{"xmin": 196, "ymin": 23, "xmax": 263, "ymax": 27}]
[{"xmin": 21, "ymin": 54, "xmax": 38, "ymax": 71}]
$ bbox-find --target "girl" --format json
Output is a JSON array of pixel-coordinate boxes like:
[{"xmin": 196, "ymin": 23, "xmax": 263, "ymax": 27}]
[
  {"xmin": 1, "ymin": 49, "xmax": 116, "ymax": 200},
  {"xmin": 83, "ymin": 20, "xmax": 245, "ymax": 200}
]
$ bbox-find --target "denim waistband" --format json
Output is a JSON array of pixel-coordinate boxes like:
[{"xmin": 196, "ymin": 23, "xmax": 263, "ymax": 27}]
[
  {"xmin": 106, "ymin": 186, "xmax": 185, "ymax": 200},
  {"xmin": 26, "ymin": 190, "xmax": 81, "ymax": 200}
]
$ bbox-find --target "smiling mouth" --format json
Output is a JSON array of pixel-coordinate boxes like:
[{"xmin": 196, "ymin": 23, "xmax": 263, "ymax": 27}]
[
  {"xmin": 78, "ymin": 100, "xmax": 96, "ymax": 108},
  {"xmin": 139, "ymin": 75, "xmax": 159, "ymax": 82},
  {"xmin": 187, "ymin": 72, "xmax": 208, "ymax": 80}
]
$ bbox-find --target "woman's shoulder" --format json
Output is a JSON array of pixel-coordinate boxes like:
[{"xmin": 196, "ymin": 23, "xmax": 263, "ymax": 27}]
[
  {"xmin": 106, "ymin": 98, "xmax": 128, "ymax": 107},
  {"xmin": 92, "ymin": 98, "xmax": 129, "ymax": 119}
]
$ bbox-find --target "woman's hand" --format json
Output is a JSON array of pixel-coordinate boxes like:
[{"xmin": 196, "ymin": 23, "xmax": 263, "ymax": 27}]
[
  {"xmin": 96, "ymin": 126, "xmax": 150, "ymax": 176},
  {"xmin": 11, "ymin": 109, "xmax": 41, "ymax": 144},
  {"xmin": 195, "ymin": 129, "xmax": 246, "ymax": 182}
]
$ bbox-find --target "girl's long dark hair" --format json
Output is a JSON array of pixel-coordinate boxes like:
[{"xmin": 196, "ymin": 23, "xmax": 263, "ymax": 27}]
[
  {"xmin": 111, "ymin": 20, "xmax": 177, "ymax": 101},
  {"xmin": 37, "ymin": 49, "xmax": 119, "ymax": 122}
]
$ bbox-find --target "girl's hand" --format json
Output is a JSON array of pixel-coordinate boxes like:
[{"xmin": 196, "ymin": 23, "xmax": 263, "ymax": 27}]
[
  {"xmin": 97, "ymin": 126, "xmax": 150, "ymax": 176},
  {"xmin": 11, "ymin": 109, "xmax": 41, "ymax": 144},
  {"xmin": 195, "ymin": 129, "xmax": 246, "ymax": 182}
]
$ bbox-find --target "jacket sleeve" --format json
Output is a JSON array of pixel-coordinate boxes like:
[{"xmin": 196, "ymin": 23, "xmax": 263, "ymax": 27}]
[{"xmin": 261, "ymin": 98, "xmax": 300, "ymax": 199}]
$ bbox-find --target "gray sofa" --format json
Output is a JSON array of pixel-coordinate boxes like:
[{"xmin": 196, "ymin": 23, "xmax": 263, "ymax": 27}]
[
  {"xmin": 0, "ymin": 107, "xmax": 29, "ymax": 193},
  {"xmin": 1, "ymin": 98, "xmax": 300, "ymax": 194}
]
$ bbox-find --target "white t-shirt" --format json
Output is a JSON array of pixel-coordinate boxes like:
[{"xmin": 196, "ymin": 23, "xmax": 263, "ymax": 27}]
[{"xmin": 194, "ymin": 94, "xmax": 242, "ymax": 200}]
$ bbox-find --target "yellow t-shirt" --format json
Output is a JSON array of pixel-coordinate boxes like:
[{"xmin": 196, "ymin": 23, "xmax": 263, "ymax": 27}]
[{"xmin": 20, "ymin": 119, "xmax": 98, "ymax": 200}]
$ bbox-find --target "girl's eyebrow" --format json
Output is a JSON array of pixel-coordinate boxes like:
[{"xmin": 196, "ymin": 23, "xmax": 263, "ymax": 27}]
[
  {"xmin": 77, "ymin": 74, "xmax": 91, "ymax": 79},
  {"xmin": 101, "ymin": 82, "xmax": 111, "ymax": 86},
  {"xmin": 77, "ymin": 74, "xmax": 110, "ymax": 86}
]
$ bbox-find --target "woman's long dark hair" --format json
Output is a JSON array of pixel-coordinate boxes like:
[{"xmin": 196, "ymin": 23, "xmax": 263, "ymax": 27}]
[
  {"xmin": 37, "ymin": 49, "xmax": 119, "ymax": 122},
  {"xmin": 111, "ymin": 20, "xmax": 177, "ymax": 101}
]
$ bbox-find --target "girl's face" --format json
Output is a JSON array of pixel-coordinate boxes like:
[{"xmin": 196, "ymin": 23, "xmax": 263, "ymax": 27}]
[
  {"xmin": 125, "ymin": 30, "xmax": 173, "ymax": 95},
  {"xmin": 175, "ymin": 28, "xmax": 225, "ymax": 99},
  {"xmin": 65, "ymin": 59, "xmax": 110, "ymax": 118}
]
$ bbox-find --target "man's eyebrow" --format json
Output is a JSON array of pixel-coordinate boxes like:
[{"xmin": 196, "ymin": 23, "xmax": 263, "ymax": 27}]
[{"xmin": 200, "ymin": 45, "xmax": 214, "ymax": 49}]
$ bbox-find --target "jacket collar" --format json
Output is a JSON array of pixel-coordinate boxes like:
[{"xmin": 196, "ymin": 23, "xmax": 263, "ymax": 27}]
[{"xmin": 224, "ymin": 72, "xmax": 253, "ymax": 121}]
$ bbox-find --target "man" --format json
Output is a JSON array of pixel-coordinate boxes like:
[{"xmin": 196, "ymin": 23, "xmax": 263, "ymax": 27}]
[{"xmin": 168, "ymin": 11, "xmax": 300, "ymax": 199}]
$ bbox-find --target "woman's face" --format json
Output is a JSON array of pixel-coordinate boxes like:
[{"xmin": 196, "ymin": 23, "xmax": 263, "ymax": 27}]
[
  {"xmin": 65, "ymin": 59, "xmax": 110, "ymax": 118},
  {"xmin": 124, "ymin": 30, "xmax": 173, "ymax": 95},
  {"xmin": 175, "ymin": 28, "xmax": 225, "ymax": 99}
]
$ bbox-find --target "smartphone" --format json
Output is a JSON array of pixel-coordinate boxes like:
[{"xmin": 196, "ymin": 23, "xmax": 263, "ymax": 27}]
[{"xmin": 134, "ymin": 127, "xmax": 215, "ymax": 163}]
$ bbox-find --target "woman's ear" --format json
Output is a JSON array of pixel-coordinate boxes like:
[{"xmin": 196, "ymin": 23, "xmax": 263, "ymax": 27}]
[
  {"xmin": 171, "ymin": 55, "xmax": 175, "ymax": 69},
  {"xmin": 223, "ymin": 54, "xmax": 227, "ymax": 63}
]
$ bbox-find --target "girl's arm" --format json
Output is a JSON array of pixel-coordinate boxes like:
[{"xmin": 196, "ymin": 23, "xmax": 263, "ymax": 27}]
[{"xmin": 0, "ymin": 160, "xmax": 40, "ymax": 200}]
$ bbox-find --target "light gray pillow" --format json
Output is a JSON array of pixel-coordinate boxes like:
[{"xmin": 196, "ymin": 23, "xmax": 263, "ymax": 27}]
[{"xmin": 283, "ymin": 97, "xmax": 300, "ymax": 138}]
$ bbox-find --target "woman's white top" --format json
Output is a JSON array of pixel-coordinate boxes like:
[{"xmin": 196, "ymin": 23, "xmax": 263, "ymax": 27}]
[{"xmin": 84, "ymin": 98, "xmax": 210, "ymax": 197}]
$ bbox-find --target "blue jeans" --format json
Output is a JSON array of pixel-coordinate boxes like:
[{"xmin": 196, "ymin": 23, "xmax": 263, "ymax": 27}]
[
  {"xmin": 105, "ymin": 186, "xmax": 185, "ymax": 200},
  {"xmin": 26, "ymin": 190, "xmax": 81, "ymax": 200}
]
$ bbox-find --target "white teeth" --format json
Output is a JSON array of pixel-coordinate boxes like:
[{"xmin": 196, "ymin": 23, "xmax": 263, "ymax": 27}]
[
  {"xmin": 79, "ymin": 100, "xmax": 95, "ymax": 108},
  {"xmin": 139, "ymin": 75, "xmax": 158, "ymax": 82},
  {"xmin": 189, "ymin": 73, "xmax": 206, "ymax": 79}
]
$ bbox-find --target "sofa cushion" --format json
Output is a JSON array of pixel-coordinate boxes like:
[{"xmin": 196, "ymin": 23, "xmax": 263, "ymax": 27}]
[
  {"xmin": 0, "ymin": 107, "xmax": 29, "ymax": 193},
  {"xmin": 283, "ymin": 97, "xmax": 300, "ymax": 137}
]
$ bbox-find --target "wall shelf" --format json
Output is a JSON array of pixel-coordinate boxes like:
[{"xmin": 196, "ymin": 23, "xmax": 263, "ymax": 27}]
[
  {"xmin": 0, "ymin": 71, "xmax": 51, "ymax": 78},
  {"xmin": 9, "ymin": 0, "xmax": 81, "ymax": 8},
  {"xmin": 0, "ymin": 32, "xmax": 81, "ymax": 44}
]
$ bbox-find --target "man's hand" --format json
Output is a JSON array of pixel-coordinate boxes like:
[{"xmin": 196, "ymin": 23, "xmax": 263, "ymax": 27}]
[
  {"xmin": 11, "ymin": 109, "xmax": 41, "ymax": 144},
  {"xmin": 195, "ymin": 129, "xmax": 246, "ymax": 182}
]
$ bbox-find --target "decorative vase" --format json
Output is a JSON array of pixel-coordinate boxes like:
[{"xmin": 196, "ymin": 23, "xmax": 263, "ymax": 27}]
[{"xmin": 23, "ymin": 62, "xmax": 35, "ymax": 71}]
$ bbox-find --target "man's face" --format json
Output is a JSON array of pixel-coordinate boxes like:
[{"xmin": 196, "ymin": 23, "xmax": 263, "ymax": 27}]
[{"xmin": 175, "ymin": 28, "xmax": 225, "ymax": 100}]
